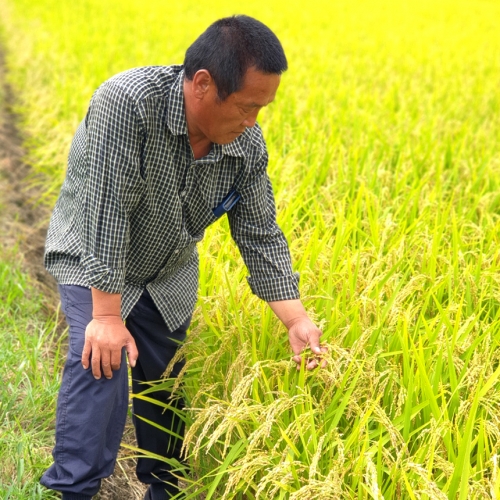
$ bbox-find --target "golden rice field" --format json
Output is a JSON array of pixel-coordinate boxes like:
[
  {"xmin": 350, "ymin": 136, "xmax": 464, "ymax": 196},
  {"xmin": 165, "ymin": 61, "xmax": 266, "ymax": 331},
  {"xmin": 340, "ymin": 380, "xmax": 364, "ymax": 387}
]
[{"xmin": 1, "ymin": 0, "xmax": 500, "ymax": 498}]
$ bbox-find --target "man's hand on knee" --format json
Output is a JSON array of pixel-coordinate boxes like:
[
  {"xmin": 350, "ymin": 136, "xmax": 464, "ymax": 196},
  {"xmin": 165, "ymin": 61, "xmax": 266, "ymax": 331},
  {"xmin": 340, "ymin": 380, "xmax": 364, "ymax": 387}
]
[
  {"xmin": 82, "ymin": 287, "xmax": 139, "ymax": 379},
  {"xmin": 82, "ymin": 317, "xmax": 138, "ymax": 379}
]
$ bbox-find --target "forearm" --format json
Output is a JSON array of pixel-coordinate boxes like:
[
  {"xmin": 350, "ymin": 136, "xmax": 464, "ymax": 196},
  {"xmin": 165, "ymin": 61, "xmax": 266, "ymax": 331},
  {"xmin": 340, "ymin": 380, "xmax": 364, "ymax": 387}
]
[
  {"xmin": 81, "ymin": 83, "xmax": 143, "ymax": 295},
  {"xmin": 91, "ymin": 287, "xmax": 122, "ymax": 319},
  {"xmin": 267, "ymin": 299, "xmax": 309, "ymax": 329}
]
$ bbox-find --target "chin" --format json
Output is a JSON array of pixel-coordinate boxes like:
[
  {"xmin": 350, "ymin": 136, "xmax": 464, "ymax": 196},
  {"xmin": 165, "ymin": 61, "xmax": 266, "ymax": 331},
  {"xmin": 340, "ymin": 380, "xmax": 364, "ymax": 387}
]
[{"xmin": 214, "ymin": 134, "xmax": 241, "ymax": 145}]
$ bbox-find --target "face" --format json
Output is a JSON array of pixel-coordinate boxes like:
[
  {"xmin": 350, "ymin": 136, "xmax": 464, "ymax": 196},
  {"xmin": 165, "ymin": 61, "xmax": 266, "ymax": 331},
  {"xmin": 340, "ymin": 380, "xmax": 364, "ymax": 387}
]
[{"xmin": 193, "ymin": 67, "xmax": 281, "ymax": 145}]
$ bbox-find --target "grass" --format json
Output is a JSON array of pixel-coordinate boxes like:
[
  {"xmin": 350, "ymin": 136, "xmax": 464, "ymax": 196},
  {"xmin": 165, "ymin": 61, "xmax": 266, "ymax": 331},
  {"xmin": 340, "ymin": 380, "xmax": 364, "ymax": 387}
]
[
  {"xmin": 0, "ymin": 253, "xmax": 64, "ymax": 499},
  {"xmin": 0, "ymin": 0, "xmax": 499, "ymax": 497}
]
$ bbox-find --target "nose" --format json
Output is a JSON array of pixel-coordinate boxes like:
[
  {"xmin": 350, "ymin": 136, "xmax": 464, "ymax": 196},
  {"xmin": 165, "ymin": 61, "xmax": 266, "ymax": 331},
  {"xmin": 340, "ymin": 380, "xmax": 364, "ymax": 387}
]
[
  {"xmin": 241, "ymin": 110, "xmax": 259, "ymax": 128},
  {"xmin": 241, "ymin": 116, "xmax": 256, "ymax": 128}
]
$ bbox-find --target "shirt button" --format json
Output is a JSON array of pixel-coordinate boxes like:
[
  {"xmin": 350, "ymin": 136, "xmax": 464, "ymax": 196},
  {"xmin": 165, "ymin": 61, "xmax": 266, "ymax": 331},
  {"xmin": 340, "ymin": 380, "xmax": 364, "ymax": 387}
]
[{"xmin": 174, "ymin": 250, "xmax": 179, "ymax": 254}]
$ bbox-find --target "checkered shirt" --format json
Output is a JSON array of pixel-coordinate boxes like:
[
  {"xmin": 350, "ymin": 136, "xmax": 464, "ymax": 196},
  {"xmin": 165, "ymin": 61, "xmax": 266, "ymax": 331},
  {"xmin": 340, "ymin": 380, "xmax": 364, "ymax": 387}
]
[{"xmin": 45, "ymin": 65, "xmax": 300, "ymax": 330}]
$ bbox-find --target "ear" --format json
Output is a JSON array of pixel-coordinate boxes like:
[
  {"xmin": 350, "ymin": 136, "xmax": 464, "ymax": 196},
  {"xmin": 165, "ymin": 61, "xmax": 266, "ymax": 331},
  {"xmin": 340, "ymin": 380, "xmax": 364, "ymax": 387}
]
[{"xmin": 192, "ymin": 70, "xmax": 213, "ymax": 100}]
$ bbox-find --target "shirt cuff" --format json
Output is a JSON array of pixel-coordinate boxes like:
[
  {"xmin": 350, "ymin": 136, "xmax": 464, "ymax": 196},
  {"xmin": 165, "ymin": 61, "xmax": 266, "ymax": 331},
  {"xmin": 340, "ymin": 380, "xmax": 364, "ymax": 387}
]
[
  {"xmin": 80, "ymin": 254, "xmax": 125, "ymax": 294},
  {"xmin": 246, "ymin": 272, "xmax": 300, "ymax": 302}
]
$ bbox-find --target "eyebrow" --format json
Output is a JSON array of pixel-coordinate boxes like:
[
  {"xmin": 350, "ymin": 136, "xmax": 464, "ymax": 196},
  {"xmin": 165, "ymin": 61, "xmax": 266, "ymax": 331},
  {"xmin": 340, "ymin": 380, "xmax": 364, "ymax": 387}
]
[{"xmin": 247, "ymin": 99, "xmax": 275, "ymax": 108}]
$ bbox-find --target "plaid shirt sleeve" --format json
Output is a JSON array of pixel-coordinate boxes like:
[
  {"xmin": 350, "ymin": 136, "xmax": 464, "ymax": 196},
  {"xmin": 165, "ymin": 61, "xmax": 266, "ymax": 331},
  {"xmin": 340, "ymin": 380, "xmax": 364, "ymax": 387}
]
[
  {"xmin": 228, "ymin": 149, "xmax": 300, "ymax": 302},
  {"xmin": 80, "ymin": 82, "xmax": 144, "ymax": 293}
]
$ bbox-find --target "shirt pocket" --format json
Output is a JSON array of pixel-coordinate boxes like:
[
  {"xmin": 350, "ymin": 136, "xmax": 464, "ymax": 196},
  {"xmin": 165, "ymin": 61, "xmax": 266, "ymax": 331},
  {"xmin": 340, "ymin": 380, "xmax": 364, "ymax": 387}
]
[{"xmin": 182, "ymin": 193, "xmax": 220, "ymax": 238}]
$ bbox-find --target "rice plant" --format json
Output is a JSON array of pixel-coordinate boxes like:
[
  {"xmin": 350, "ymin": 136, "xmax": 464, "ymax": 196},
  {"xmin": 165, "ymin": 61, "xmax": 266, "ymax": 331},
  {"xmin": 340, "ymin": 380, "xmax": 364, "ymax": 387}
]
[{"xmin": 1, "ymin": 0, "xmax": 499, "ymax": 497}]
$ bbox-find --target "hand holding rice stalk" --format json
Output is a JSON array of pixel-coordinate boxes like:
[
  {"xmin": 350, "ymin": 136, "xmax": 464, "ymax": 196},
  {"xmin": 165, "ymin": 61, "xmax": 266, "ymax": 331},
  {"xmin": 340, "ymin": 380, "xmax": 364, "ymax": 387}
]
[{"xmin": 269, "ymin": 298, "xmax": 328, "ymax": 369}]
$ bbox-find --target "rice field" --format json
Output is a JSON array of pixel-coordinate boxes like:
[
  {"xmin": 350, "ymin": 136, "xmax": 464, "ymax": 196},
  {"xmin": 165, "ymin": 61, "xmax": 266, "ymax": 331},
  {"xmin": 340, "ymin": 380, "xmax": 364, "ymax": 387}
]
[{"xmin": 1, "ymin": 0, "xmax": 500, "ymax": 498}]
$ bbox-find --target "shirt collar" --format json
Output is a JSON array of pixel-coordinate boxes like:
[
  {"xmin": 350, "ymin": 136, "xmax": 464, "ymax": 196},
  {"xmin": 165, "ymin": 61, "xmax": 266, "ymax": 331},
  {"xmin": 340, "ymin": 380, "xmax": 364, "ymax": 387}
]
[
  {"xmin": 166, "ymin": 68, "xmax": 188, "ymax": 136},
  {"xmin": 166, "ymin": 67, "xmax": 247, "ymax": 158},
  {"xmin": 222, "ymin": 137, "xmax": 246, "ymax": 158}
]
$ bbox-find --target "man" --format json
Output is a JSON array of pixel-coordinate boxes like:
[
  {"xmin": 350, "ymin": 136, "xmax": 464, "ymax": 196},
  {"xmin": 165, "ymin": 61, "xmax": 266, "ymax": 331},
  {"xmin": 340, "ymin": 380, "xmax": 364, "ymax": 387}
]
[{"xmin": 41, "ymin": 15, "xmax": 324, "ymax": 500}]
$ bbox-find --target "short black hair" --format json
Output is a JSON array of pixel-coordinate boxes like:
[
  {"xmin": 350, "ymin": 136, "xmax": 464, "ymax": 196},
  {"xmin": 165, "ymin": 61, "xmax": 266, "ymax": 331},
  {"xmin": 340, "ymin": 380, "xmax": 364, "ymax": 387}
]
[{"xmin": 184, "ymin": 15, "xmax": 288, "ymax": 101}]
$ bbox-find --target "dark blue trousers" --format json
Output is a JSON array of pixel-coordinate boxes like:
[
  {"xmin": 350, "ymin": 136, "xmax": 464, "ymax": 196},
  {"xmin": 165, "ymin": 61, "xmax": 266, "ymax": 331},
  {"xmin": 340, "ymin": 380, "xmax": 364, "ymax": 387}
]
[{"xmin": 40, "ymin": 285, "xmax": 189, "ymax": 500}]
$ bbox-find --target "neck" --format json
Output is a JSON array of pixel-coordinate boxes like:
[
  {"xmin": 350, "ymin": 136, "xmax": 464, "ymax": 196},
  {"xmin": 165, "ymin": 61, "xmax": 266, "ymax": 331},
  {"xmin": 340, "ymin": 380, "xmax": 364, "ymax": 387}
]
[
  {"xmin": 189, "ymin": 135, "xmax": 212, "ymax": 160},
  {"xmin": 183, "ymin": 78, "xmax": 212, "ymax": 159}
]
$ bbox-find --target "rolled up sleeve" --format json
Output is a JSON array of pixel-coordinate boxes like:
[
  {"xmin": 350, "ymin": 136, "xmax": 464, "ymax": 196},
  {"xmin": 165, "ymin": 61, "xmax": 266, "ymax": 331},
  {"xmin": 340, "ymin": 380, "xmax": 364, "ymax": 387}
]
[
  {"xmin": 81, "ymin": 82, "xmax": 144, "ymax": 293},
  {"xmin": 228, "ymin": 152, "xmax": 300, "ymax": 302}
]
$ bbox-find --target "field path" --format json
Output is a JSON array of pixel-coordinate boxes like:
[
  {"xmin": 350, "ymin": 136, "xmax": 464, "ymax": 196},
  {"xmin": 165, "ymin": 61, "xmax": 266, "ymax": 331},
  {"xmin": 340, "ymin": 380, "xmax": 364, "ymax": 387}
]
[{"xmin": 0, "ymin": 50, "xmax": 54, "ymax": 294}]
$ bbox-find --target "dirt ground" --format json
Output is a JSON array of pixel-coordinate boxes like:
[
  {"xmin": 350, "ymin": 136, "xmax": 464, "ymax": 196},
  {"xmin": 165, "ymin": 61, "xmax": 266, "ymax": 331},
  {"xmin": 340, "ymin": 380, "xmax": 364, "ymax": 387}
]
[
  {"xmin": 0, "ymin": 51, "xmax": 147, "ymax": 500},
  {"xmin": 0, "ymin": 54, "xmax": 54, "ymax": 297}
]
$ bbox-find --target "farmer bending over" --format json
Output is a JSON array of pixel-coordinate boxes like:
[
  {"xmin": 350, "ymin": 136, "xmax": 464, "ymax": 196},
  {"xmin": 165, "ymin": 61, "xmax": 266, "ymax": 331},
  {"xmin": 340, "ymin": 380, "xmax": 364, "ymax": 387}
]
[{"xmin": 41, "ymin": 15, "xmax": 325, "ymax": 500}]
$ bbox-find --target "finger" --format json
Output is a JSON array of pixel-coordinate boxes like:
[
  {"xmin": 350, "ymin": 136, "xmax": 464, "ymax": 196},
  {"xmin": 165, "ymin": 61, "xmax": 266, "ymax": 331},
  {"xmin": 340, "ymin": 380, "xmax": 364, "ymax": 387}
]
[
  {"xmin": 81, "ymin": 338, "xmax": 92, "ymax": 369},
  {"xmin": 126, "ymin": 337, "xmax": 139, "ymax": 368},
  {"xmin": 91, "ymin": 346, "xmax": 102, "ymax": 379},
  {"xmin": 319, "ymin": 346, "xmax": 328, "ymax": 368},
  {"xmin": 110, "ymin": 347, "xmax": 122, "ymax": 372},
  {"xmin": 306, "ymin": 358, "xmax": 319, "ymax": 370},
  {"xmin": 309, "ymin": 333, "xmax": 323, "ymax": 355},
  {"xmin": 100, "ymin": 350, "xmax": 113, "ymax": 379},
  {"xmin": 295, "ymin": 356, "xmax": 305, "ymax": 371}
]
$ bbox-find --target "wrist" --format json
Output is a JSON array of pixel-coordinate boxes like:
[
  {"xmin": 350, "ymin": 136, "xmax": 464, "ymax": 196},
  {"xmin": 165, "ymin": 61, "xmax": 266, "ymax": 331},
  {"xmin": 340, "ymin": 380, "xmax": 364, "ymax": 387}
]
[
  {"xmin": 92, "ymin": 314, "xmax": 123, "ymax": 323},
  {"xmin": 268, "ymin": 299, "xmax": 309, "ymax": 330},
  {"xmin": 91, "ymin": 286, "xmax": 122, "ymax": 319},
  {"xmin": 284, "ymin": 314, "xmax": 310, "ymax": 331}
]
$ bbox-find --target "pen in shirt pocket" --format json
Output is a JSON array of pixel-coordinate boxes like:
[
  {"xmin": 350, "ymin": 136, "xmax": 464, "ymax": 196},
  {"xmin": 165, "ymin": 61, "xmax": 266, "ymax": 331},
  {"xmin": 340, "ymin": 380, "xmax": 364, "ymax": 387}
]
[{"xmin": 213, "ymin": 189, "xmax": 241, "ymax": 219}]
